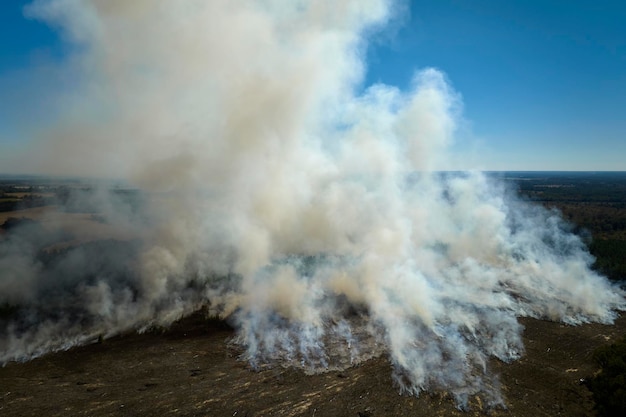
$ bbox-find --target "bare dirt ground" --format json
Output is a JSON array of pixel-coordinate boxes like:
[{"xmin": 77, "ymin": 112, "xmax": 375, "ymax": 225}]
[{"xmin": 1, "ymin": 312, "xmax": 624, "ymax": 417}]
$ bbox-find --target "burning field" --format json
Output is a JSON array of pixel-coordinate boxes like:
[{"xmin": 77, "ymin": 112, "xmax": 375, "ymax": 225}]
[
  {"xmin": 1, "ymin": 1, "xmax": 625, "ymax": 414},
  {"xmin": 1, "ymin": 309, "xmax": 626, "ymax": 416}
]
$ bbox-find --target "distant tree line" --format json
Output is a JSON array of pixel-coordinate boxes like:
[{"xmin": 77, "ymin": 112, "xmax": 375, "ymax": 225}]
[{"xmin": 508, "ymin": 174, "xmax": 626, "ymax": 282}]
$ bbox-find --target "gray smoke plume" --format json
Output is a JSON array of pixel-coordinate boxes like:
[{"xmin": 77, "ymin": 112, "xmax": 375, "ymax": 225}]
[{"xmin": 1, "ymin": 0, "xmax": 624, "ymax": 408}]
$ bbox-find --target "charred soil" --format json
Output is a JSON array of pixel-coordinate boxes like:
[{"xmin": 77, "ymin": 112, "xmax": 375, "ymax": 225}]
[{"xmin": 1, "ymin": 311, "xmax": 625, "ymax": 417}]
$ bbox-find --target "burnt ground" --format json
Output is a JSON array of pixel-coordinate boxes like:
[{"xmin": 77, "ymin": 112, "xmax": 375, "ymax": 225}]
[{"xmin": 1, "ymin": 312, "xmax": 625, "ymax": 417}]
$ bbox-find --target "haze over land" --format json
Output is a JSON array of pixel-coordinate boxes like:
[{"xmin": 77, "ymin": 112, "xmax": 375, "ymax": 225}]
[{"xmin": 0, "ymin": 0, "xmax": 624, "ymax": 408}]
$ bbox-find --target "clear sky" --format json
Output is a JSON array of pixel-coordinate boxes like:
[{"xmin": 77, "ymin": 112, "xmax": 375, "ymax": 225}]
[{"xmin": 1, "ymin": 0, "xmax": 625, "ymax": 171}]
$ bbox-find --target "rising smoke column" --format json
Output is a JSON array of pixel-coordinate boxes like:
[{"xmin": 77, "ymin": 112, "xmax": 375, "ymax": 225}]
[{"xmin": 1, "ymin": 0, "xmax": 624, "ymax": 407}]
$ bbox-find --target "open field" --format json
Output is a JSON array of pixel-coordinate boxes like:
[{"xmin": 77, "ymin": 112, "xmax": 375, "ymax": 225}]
[
  {"xmin": 1, "ymin": 310, "xmax": 624, "ymax": 417},
  {"xmin": 0, "ymin": 206, "xmax": 57, "ymax": 224},
  {"xmin": 0, "ymin": 206, "xmax": 135, "ymax": 247},
  {"xmin": 1, "ymin": 172, "xmax": 625, "ymax": 416},
  {"xmin": 2, "ymin": 192, "xmax": 55, "ymax": 199}
]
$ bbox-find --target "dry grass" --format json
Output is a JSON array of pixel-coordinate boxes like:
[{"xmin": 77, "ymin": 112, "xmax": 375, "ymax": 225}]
[
  {"xmin": 0, "ymin": 206, "xmax": 136, "ymax": 247},
  {"xmin": 0, "ymin": 206, "xmax": 54, "ymax": 225}
]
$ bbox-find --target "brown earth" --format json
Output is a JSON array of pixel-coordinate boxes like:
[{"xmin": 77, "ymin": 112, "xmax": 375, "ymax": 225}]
[{"xmin": 1, "ymin": 312, "xmax": 625, "ymax": 417}]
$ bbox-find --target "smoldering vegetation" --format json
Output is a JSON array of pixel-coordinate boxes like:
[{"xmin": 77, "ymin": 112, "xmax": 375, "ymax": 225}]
[
  {"xmin": 1, "ymin": 0, "xmax": 624, "ymax": 408},
  {"xmin": 2, "ymin": 174, "xmax": 623, "ymax": 408}
]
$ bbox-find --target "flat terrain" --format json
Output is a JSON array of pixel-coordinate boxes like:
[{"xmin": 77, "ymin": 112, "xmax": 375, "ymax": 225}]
[
  {"xmin": 2, "ymin": 173, "xmax": 625, "ymax": 416},
  {"xmin": 1, "ymin": 311, "xmax": 625, "ymax": 417}
]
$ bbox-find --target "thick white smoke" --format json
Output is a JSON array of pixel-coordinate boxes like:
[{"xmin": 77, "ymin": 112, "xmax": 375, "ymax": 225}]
[{"xmin": 1, "ymin": 0, "xmax": 624, "ymax": 408}]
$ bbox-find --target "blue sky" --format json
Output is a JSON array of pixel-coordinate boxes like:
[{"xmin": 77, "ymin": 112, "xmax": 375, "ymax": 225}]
[
  {"xmin": 1, "ymin": 0, "xmax": 625, "ymax": 171},
  {"xmin": 367, "ymin": 0, "xmax": 626, "ymax": 170}
]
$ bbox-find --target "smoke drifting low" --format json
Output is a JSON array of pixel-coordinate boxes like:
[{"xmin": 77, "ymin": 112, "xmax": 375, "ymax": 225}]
[{"xmin": 1, "ymin": 0, "xmax": 624, "ymax": 407}]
